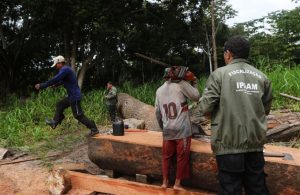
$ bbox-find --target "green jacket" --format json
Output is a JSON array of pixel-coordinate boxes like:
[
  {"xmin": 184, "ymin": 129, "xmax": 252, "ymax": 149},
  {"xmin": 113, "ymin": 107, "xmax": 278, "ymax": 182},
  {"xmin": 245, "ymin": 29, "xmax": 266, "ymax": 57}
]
[
  {"xmin": 198, "ymin": 59, "xmax": 273, "ymax": 155},
  {"xmin": 105, "ymin": 86, "xmax": 117, "ymax": 105}
]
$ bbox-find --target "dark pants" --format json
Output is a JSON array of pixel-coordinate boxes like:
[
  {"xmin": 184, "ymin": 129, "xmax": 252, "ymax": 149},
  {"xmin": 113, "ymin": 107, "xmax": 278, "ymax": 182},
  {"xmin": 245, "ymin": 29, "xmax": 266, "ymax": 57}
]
[
  {"xmin": 216, "ymin": 152, "xmax": 269, "ymax": 195},
  {"xmin": 107, "ymin": 104, "xmax": 117, "ymax": 122},
  {"xmin": 54, "ymin": 97, "xmax": 97, "ymax": 130}
]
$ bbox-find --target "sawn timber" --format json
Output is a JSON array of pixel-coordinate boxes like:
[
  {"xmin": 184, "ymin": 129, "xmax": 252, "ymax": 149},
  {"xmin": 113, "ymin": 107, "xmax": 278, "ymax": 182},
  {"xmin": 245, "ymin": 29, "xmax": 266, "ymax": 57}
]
[{"xmin": 88, "ymin": 130, "xmax": 300, "ymax": 195}]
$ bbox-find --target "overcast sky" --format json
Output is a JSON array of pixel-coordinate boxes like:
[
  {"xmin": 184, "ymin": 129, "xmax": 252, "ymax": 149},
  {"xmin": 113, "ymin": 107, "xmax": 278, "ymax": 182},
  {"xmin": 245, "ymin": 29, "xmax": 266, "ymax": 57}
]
[{"xmin": 226, "ymin": 0, "xmax": 300, "ymax": 26}]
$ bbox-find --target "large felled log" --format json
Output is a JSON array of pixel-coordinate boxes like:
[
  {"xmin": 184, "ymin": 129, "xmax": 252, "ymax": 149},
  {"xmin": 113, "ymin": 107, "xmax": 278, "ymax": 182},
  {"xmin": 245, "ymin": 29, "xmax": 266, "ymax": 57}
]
[
  {"xmin": 117, "ymin": 93, "xmax": 161, "ymax": 131},
  {"xmin": 117, "ymin": 93, "xmax": 207, "ymax": 134},
  {"xmin": 88, "ymin": 131, "xmax": 300, "ymax": 194},
  {"xmin": 117, "ymin": 93, "xmax": 300, "ymax": 141}
]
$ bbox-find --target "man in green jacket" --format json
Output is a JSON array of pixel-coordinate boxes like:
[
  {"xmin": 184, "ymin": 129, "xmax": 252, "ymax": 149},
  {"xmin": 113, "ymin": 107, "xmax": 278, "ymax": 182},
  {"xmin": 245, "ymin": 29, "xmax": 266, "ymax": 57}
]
[
  {"xmin": 104, "ymin": 81, "xmax": 118, "ymax": 122},
  {"xmin": 197, "ymin": 36, "xmax": 272, "ymax": 194}
]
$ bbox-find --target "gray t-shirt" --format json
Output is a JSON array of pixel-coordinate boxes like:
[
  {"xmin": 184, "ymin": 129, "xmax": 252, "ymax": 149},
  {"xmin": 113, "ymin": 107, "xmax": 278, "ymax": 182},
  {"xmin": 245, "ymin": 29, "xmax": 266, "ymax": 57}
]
[{"xmin": 155, "ymin": 80, "xmax": 200, "ymax": 140}]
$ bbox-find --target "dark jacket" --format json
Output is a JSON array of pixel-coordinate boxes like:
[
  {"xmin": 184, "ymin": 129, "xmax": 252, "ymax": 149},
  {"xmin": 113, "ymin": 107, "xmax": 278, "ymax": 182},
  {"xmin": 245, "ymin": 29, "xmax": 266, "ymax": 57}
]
[
  {"xmin": 198, "ymin": 59, "xmax": 273, "ymax": 155},
  {"xmin": 40, "ymin": 65, "xmax": 81, "ymax": 102}
]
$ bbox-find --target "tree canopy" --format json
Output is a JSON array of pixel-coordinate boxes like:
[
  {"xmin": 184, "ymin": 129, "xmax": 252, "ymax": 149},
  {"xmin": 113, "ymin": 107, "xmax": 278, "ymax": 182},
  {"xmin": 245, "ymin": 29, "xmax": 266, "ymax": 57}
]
[{"xmin": 0, "ymin": 0, "xmax": 299, "ymax": 102}]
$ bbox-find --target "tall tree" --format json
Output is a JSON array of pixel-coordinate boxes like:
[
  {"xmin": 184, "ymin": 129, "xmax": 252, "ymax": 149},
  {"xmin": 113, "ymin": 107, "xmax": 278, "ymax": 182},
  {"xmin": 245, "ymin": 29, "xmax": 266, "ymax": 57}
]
[
  {"xmin": 0, "ymin": 0, "xmax": 213, "ymax": 101},
  {"xmin": 211, "ymin": 0, "xmax": 218, "ymax": 70},
  {"xmin": 203, "ymin": 0, "xmax": 236, "ymax": 70}
]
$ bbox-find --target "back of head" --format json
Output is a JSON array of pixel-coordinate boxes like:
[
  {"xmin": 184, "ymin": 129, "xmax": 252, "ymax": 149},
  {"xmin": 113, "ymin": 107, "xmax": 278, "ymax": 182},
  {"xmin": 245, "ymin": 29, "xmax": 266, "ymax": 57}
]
[
  {"xmin": 163, "ymin": 66, "xmax": 188, "ymax": 81},
  {"xmin": 224, "ymin": 36, "xmax": 250, "ymax": 59}
]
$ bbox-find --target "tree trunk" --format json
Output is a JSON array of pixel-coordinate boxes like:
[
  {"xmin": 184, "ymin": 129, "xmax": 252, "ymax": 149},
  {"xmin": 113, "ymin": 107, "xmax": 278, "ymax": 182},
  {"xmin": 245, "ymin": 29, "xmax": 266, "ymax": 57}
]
[
  {"xmin": 63, "ymin": 30, "xmax": 70, "ymax": 64},
  {"xmin": 0, "ymin": 24, "xmax": 7, "ymax": 50},
  {"xmin": 117, "ymin": 93, "xmax": 161, "ymax": 131},
  {"xmin": 117, "ymin": 93, "xmax": 300, "ymax": 141},
  {"xmin": 206, "ymin": 30, "xmax": 213, "ymax": 73},
  {"xmin": 47, "ymin": 169, "xmax": 72, "ymax": 195},
  {"xmin": 88, "ymin": 131, "xmax": 300, "ymax": 194},
  {"xmin": 211, "ymin": 0, "xmax": 218, "ymax": 70},
  {"xmin": 70, "ymin": 23, "xmax": 79, "ymax": 71},
  {"xmin": 77, "ymin": 55, "xmax": 94, "ymax": 89}
]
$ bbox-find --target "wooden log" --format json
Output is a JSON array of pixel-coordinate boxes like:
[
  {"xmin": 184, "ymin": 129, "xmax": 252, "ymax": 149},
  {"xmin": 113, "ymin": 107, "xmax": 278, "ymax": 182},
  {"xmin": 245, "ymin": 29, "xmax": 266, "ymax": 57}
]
[
  {"xmin": 68, "ymin": 170, "xmax": 212, "ymax": 195},
  {"xmin": 267, "ymin": 125, "xmax": 300, "ymax": 141},
  {"xmin": 47, "ymin": 168, "xmax": 72, "ymax": 195},
  {"xmin": 266, "ymin": 124, "xmax": 291, "ymax": 136},
  {"xmin": 117, "ymin": 93, "xmax": 161, "ymax": 131},
  {"xmin": 88, "ymin": 130, "xmax": 300, "ymax": 194},
  {"xmin": 117, "ymin": 93, "xmax": 300, "ymax": 141},
  {"xmin": 280, "ymin": 93, "xmax": 300, "ymax": 101}
]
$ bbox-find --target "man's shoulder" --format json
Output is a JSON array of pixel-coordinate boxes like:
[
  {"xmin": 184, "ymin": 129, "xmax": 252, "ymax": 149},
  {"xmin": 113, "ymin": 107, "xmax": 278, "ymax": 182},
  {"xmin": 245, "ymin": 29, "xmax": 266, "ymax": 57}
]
[
  {"xmin": 61, "ymin": 65, "xmax": 73, "ymax": 73},
  {"xmin": 156, "ymin": 82, "xmax": 169, "ymax": 93}
]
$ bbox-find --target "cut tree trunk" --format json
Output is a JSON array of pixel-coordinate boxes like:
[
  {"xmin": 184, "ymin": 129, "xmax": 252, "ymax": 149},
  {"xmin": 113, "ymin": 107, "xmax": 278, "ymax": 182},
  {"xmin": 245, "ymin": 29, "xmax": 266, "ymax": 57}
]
[
  {"xmin": 47, "ymin": 168, "xmax": 72, "ymax": 195},
  {"xmin": 117, "ymin": 93, "xmax": 161, "ymax": 131},
  {"xmin": 88, "ymin": 131, "xmax": 300, "ymax": 194},
  {"xmin": 211, "ymin": 0, "xmax": 218, "ymax": 70},
  {"xmin": 117, "ymin": 93, "xmax": 300, "ymax": 141}
]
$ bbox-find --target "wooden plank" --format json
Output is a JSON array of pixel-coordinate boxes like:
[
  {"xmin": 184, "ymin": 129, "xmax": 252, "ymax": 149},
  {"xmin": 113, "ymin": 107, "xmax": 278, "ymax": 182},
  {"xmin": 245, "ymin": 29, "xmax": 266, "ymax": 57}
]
[
  {"xmin": 68, "ymin": 171, "xmax": 214, "ymax": 195},
  {"xmin": 88, "ymin": 130, "xmax": 300, "ymax": 194}
]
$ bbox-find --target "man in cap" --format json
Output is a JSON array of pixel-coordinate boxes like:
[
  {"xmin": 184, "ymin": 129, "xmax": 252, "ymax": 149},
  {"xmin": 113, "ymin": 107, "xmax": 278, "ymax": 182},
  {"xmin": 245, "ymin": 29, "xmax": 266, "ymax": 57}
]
[{"xmin": 35, "ymin": 55, "xmax": 99, "ymax": 136}]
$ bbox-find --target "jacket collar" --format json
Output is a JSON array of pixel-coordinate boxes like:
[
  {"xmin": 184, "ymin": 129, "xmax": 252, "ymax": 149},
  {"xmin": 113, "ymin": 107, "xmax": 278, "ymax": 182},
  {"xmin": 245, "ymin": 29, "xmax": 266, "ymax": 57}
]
[{"xmin": 229, "ymin": 58, "xmax": 249, "ymax": 65}]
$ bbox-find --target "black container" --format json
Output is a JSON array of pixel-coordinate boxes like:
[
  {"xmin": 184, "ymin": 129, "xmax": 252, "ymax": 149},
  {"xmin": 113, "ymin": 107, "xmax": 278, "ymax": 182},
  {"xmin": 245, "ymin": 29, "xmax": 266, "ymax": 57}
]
[{"xmin": 112, "ymin": 120, "xmax": 124, "ymax": 136}]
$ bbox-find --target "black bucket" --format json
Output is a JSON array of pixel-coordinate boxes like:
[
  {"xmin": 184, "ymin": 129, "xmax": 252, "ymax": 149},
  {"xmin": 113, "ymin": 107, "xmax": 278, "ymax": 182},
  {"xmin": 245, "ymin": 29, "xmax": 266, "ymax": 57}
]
[{"xmin": 112, "ymin": 120, "xmax": 124, "ymax": 136}]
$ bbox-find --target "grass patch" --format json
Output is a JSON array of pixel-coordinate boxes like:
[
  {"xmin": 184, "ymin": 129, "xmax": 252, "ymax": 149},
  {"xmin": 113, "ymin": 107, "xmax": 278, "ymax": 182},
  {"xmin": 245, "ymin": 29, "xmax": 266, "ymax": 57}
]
[
  {"xmin": 266, "ymin": 66, "xmax": 300, "ymax": 110},
  {"xmin": 0, "ymin": 88, "xmax": 108, "ymax": 153}
]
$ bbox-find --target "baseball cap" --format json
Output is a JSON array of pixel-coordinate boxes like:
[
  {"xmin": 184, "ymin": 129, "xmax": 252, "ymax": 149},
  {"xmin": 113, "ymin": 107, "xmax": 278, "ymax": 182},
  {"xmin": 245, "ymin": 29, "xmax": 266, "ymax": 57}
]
[{"xmin": 51, "ymin": 55, "xmax": 65, "ymax": 67}]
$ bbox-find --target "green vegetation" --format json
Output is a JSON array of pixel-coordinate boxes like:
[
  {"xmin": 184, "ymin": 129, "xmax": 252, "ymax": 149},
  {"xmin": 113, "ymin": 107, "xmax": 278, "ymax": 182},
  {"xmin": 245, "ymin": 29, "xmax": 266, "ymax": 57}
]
[
  {"xmin": 0, "ymin": 88, "xmax": 108, "ymax": 154},
  {"xmin": 266, "ymin": 65, "xmax": 300, "ymax": 110},
  {"xmin": 1, "ymin": 65, "xmax": 300, "ymax": 152}
]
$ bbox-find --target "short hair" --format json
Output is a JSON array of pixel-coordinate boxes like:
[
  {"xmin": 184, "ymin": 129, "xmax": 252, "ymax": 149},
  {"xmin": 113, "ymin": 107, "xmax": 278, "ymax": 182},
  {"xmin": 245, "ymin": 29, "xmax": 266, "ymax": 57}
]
[
  {"xmin": 224, "ymin": 36, "xmax": 250, "ymax": 59},
  {"xmin": 107, "ymin": 81, "xmax": 113, "ymax": 85}
]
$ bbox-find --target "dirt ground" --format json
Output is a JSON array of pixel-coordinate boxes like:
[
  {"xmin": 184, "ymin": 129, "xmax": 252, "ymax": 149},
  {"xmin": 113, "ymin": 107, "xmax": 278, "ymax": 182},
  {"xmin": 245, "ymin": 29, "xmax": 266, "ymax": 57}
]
[{"xmin": 0, "ymin": 141, "xmax": 100, "ymax": 195}]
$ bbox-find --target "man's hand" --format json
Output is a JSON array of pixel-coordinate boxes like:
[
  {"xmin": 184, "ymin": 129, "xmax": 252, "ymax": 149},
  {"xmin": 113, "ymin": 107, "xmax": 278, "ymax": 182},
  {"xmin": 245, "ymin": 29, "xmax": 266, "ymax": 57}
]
[{"xmin": 35, "ymin": 84, "xmax": 41, "ymax": 90}]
